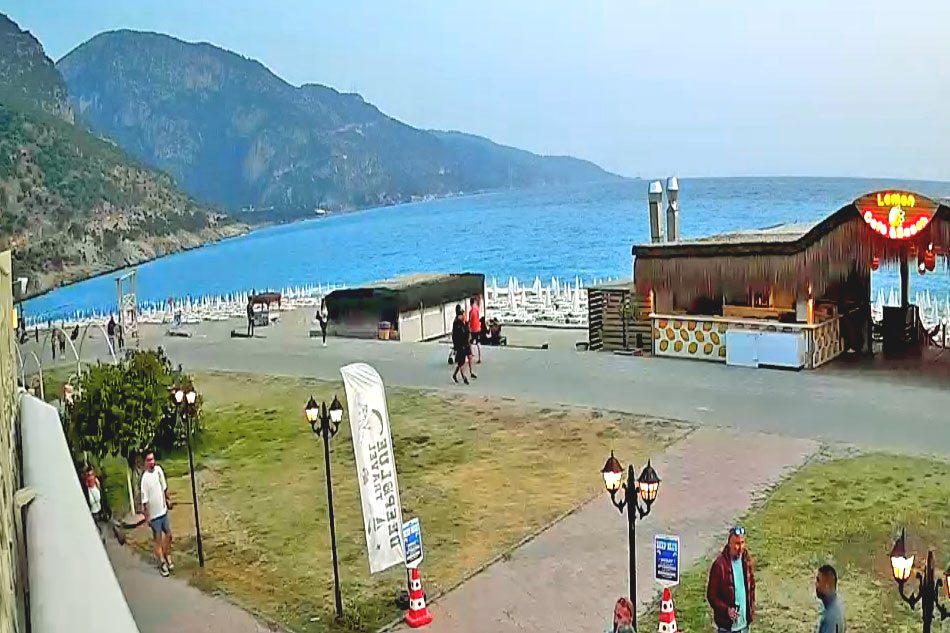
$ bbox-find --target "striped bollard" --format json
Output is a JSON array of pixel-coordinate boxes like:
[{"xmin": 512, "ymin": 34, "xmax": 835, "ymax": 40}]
[{"xmin": 404, "ymin": 567, "xmax": 432, "ymax": 628}]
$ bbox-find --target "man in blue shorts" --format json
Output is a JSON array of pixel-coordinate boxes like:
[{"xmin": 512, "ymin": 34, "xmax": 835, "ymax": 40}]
[{"xmin": 141, "ymin": 450, "xmax": 173, "ymax": 576}]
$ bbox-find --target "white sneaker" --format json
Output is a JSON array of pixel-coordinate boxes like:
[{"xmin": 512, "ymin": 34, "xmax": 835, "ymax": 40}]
[
  {"xmin": 159, "ymin": 562, "xmax": 170, "ymax": 577},
  {"xmin": 165, "ymin": 557, "xmax": 174, "ymax": 571},
  {"xmin": 322, "ymin": 342, "xmax": 327, "ymax": 347}
]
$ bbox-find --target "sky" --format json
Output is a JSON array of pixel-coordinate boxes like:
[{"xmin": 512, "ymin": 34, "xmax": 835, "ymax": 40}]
[{"xmin": 9, "ymin": 0, "xmax": 950, "ymax": 180}]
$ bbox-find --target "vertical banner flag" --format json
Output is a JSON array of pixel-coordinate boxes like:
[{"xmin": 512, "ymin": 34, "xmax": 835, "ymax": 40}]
[{"xmin": 341, "ymin": 363, "xmax": 406, "ymax": 574}]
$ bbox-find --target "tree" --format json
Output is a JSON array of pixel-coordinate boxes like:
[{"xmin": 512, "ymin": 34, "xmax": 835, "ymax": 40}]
[{"xmin": 67, "ymin": 347, "xmax": 202, "ymax": 513}]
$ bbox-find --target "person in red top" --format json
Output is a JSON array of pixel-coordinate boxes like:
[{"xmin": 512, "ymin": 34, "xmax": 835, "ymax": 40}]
[{"xmin": 468, "ymin": 295, "xmax": 482, "ymax": 364}]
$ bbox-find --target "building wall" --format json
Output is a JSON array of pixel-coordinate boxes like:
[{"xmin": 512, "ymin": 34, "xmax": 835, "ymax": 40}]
[{"xmin": 0, "ymin": 251, "xmax": 20, "ymax": 633}]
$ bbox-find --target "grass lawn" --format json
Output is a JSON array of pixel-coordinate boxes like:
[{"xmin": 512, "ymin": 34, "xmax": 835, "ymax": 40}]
[
  {"xmin": 114, "ymin": 371, "xmax": 691, "ymax": 632},
  {"xmin": 648, "ymin": 454, "xmax": 950, "ymax": 633}
]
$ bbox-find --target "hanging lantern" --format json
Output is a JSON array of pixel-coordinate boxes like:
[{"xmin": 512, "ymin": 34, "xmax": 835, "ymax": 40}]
[
  {"xmin": 890, "ymin": 529, "xmax": 914, "ymax": 583},
  {"xmin": 871, "ymin": 256, "xmax": 880, "ymax": 271}
]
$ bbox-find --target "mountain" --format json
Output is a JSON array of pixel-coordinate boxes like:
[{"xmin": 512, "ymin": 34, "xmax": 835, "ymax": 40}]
[
  {"xmin": 57, "ymin": 30, "xmax": 620, "ymax": 217},
  {"xmin": 0, "ymin": 15, "xmax": 244, "ymax": 295}
]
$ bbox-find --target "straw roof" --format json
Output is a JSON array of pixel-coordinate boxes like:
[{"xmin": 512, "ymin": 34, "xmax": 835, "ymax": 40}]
[{"xmin": 634, "ymin": 201, "xmax": 950, "ymax": 301}]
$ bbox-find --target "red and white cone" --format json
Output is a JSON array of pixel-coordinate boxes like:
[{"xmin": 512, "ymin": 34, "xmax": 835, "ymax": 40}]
[
  {"xmin": 404, "ymin": 567, "xmax": 432, "ymax": 628},
  {"xmin": 657, "ymin": 587, "xmax": 678, "ymax": 633}
]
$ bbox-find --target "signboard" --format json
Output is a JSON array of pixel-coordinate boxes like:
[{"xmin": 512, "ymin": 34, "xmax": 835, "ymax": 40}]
[
  {"xmin": 655, "ymin": 534, "xmax": 680, "ymax": 586},
  {"xmin": 855, "ymin": 191, "xmax": 939, "ymax": 241},
  {"xmin": 403, "ymin": 517, "xmax": 423, "ymax": 568},
  {"xmin": 341, "ymin": 363, "xmax": 405, "ymax": 574}
]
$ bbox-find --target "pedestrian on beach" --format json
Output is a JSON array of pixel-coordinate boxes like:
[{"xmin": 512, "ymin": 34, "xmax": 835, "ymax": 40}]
[
  {"xmin": 468, "ymin": 294, "xmax": 482, "ymax": 364},
  {"xmin": 34, "ymin": 326, "xmax": 38, "ymax": 342},
  {"xmin": 451, "ymin": 304, "xmax": 470, "ymax": 385},
  {"xmin": 815, "ymin": 564, "xmax": 845, "ymax": 633},
  {"xmin": 58, "ymin": 327, "xmax": 66, "ymax": 355},
  {"xmin": 316, "ymin": 298, "xmax": 329, "ymax": 347},
  {"xmin": 246, "ymin": 297, "xmax": 255, "ymax": 337},
  {"xmin": 50, "ymin": 328, "xmax": 56, "ymax": 360},
  {"xmin": 140, "ymin": 450, "xmax": 174, "ymax": 577},
  {"xmin": 117, "ymin": 323, "xmax": 124, "ymax": 349},
  {"xmin": 707, "ymin": 526, "xmax": 756, "ymax": 633},
  {"xmin": 107, "ymin": 315, "xmax": 117, "ymax": 351}
]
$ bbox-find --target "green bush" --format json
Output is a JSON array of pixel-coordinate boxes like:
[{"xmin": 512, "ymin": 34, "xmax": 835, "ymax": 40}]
[{"xmin": 66, "ymin": 347, "xmax": 202, "ymax": 466}]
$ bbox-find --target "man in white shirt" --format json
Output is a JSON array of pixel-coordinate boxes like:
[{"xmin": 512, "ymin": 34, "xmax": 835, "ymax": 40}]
[{"xmin": 140, "ymin": 450, "xmax": 173, "ymax": 576}]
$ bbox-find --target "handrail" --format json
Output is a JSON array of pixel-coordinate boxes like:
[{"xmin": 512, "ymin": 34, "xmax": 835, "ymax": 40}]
[{"xmin": 20, "ymin": 394, "xmax": 140, "ymax": 633}]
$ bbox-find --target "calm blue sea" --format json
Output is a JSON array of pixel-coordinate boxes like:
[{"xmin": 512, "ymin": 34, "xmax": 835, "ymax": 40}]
[{"xmin": 24, "ymin": 177, "xmax": 950, "ymax": 321}]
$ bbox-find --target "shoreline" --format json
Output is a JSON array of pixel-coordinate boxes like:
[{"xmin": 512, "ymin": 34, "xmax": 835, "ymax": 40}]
[{"xmin": 19, "ymin": 178, "xmax": 625, "ymax": 306}]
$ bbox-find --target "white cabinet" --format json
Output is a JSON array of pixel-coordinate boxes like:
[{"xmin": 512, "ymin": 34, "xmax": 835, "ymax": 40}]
[
  {"xmin": 726, "ymin": 329, "xmax": 805, "ymax": 369},
  {"xmin": 725, "ymin": 330, "xmax": 759, "ymax": 367}
]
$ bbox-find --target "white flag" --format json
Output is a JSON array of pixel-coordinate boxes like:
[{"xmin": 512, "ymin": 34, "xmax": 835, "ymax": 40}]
[{"xmin": 340, "ymin": 363, "xmax": 405, "ymax": 574}]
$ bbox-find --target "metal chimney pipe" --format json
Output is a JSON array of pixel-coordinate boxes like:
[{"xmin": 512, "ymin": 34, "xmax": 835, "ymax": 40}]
[
  {"xmin": 648, "ymin": 180, "xmax": 663, "ymax": 243},
  {"xmin": 665, "ymin": 177, "xmax": 679, "ymax": 242}
]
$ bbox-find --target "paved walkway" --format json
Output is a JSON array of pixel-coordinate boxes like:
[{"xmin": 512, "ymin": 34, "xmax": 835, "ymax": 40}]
[
  {"xmin": 105, "ymin": 535, "xmax": 277, "ymax": 633},
  {"xmin": 396, "ymin": 428, "xmax": 818, "ymax": 633}
]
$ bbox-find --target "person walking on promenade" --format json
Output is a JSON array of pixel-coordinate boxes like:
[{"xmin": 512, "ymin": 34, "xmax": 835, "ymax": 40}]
[
  {"xmin": 107, "ymin": 315, "xmax": 117, "ymax": 352},
  {"xmin": 707, "ymin": 526, "xmax": 756, "ymax": 633},
  {"xmin": 316, "ymin": 299, "xmax": 329, "ymax": 346},
  {"xmin": 815, "ymin": 564, "xmax": 845, "ymax": 633},
  {"xmin": 141, "ymin": 450, "xmax": 173, "ymax": 577},
  {"xmin": 451, "ymin": 304, "xmax": 470, "ymax": 385},
  {"xmin": 468, "ymin": 295, "xmax": 482, "ymax": 364},
  {"xmin": 117, "ymin": 322, "xmax": 124, "ymax": 349},
  {"xmin": 50, "ymin": 327, "xmax": 56, "ymax": 361},
  {"xmin": 58, "ymin": 326, "xmax": 66, "ymax": 356},
  {"xmin": 246, "ymin": 298, "xmax": 255, "ymax": 337}
]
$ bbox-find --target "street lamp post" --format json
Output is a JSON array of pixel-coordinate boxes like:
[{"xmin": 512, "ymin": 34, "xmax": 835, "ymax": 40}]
[
  {"xmin": 601, "ymin": 451, "xmax": 660, "ymax": 632},
  {"xmin": 306, "ymin": 394, "xmax": 345, "ymax": 619},
  {"xmin": 889, "ymin": 529, "xmax": 950, "ymax": 633},
  {"xmin": 173, "ymin": 386, "xmax": 204, "ymax": 567}
]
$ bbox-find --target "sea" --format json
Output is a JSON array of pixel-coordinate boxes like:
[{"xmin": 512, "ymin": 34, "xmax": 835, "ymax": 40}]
[{"xmin": 23, "ymin": 176, "xmax": 950, "ymax": 322}]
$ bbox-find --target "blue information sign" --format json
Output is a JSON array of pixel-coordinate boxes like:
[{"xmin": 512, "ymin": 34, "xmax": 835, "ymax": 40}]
[
  {"xmin": 403, "ymin": 517, "xmax": 423, "ymax": 568},
  {"xmin": 654, "ymin": 534, "xmax": 680, "ymax": 586}
]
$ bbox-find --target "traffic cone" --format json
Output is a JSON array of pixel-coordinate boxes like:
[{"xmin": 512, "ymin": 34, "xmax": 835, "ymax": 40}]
[
  {"xmin": 404, "ymin": 567, "xmax": 432, "ymax": 628},
  {"xmin": 657, "ymin": 587, "xmax": 678, "ymax": 633}
]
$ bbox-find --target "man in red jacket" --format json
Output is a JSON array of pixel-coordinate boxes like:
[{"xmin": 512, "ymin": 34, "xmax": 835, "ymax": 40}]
[{"xmin": 707, "ymin": 526, "xmax": 756, "ymax": 632}]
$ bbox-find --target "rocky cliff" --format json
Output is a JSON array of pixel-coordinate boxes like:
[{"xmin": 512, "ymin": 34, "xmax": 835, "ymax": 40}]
[{"xmin": 0, "ymin": 15, "xmax": 245, "ymax": 295}]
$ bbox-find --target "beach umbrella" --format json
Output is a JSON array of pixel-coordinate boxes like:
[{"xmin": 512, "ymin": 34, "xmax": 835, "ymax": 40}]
[
  {"xmin": 572, "ymin": 286, "xmax": 582, "ymax": 314},
  {"xmin": 533, "ymin": 276, "xmax": 541, "ymax": 295},
  {"xmin": 508, "ymin": 287, "xmax": 517, "ymax": 311}
]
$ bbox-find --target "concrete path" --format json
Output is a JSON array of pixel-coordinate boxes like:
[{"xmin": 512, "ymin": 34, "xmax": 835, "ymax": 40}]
[
  {"xmin": 58, "ymin": 312, "xmax": 950, "ymax": 456},
  {"xmin": 105, "ymin": 535, "xmax": 277, "ymax": 633},
  {"xmin": 395, "ymin": 428, "xmax": 819, "ymax": 633}
]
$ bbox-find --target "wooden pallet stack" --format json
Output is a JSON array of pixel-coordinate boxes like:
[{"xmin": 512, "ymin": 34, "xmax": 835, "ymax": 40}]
[{"xmin": 587, "ymin": 282, "xmax": 652, "ymax": 352}]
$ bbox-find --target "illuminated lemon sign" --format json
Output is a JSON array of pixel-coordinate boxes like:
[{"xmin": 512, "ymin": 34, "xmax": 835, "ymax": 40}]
[{"xmin": 855, "ymin": 191, "xmax": 938, "ymax": 240}]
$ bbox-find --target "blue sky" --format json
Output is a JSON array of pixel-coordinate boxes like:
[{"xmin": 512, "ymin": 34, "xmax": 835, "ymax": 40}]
[{"xmin": 9, "ymin": 0, "xmax": 950, "ymax": 180}]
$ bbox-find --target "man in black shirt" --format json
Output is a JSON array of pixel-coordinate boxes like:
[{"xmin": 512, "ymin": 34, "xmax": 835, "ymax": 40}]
[{"xmin": 451, "ymin": 304, "xmax": 470, "ymax": 385}]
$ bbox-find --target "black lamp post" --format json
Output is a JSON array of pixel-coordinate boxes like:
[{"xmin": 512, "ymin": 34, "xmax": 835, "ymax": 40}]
[
  {"xmin": 889, "ymin": 529, "xmax": 950, "ymax": 633},
  {"xmin": 601, "ymin": 451, "xmax": 660, "ymax": 632},
  {"xmin": 306, "ymin": 394, "xmax": 345, "ymax": 619},
  {"xmin": 173, "ymin": 386, "xmax": 204, "ymax": 567}
]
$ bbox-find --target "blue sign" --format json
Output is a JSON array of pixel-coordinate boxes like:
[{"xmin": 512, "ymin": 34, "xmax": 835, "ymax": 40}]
[
  {"xmin": 403, "ymin": 517, "xmax": 423, "ymax": 568},
  {"xmin": 654, "ymin": 534, "xmax": 680, "ymax": 586}
]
